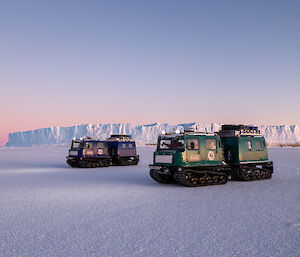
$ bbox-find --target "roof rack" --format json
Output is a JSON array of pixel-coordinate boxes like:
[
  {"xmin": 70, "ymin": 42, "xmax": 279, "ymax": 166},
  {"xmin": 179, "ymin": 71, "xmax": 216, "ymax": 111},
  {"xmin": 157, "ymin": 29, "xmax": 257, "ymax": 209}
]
[
  {"xmin": 161, "ymin": 131, "xmax": 215, "ymax": 137},
  {"xmin": 106, "ymin": 135, "xmax": 134, "ymax": 142},
  {"xmin": 219, "ymin": 124, "xmax": 261, "ymax": 137},
  {"xmin": 74, "ymin": 137, "xmax": 103, "ymax": 141},
  {"xmin": 185, "ymin": 131, "xmax": 216, "ymax": 136}
]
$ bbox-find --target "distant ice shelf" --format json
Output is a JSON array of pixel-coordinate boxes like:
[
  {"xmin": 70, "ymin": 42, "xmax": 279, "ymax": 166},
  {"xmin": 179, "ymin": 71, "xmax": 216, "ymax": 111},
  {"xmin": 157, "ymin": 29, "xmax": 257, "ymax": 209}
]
[{"xmin": 6, "ymin": 123, "xmax": 300, "ymax": 147}]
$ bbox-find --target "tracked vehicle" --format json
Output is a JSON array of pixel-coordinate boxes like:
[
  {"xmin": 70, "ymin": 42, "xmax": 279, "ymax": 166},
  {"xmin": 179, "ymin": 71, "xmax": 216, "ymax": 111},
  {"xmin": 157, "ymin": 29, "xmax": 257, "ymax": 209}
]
[
  {"xmin": 219, "ymin": 125, "xmax": 273, "ymax": 181},
  {"xmin": 149, "ymin": 130, "xmax": 230, "ymax": 186},
  {"xmin": 149, "ymin": 125, "xmax": 273, "ymax": 186},
  {"xmin": 66, "ymin": 138, "xmax": 110, "ymax": 168},
  {"xmin": 66, "ymin": 135, "xmax": 139, "ymax": 168},
  {"xmin": 106, "ymin": 135, "xmax": 139, "ymax": 165}
]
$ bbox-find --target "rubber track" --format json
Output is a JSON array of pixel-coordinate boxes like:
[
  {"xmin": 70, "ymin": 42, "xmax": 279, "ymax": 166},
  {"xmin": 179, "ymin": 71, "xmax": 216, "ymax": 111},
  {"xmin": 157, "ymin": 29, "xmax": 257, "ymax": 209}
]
[
  {"xmin": 231, "ymin": 166, "xmax": 273, "ymax": 181},
  {"xmin": 174, "ymin": 169, "xmax": 228, "ymax": 187},
  {"xmin": 113, "ymin": 157, "xmax": 139, "ymax": 166},
  {"xmin": 118, "ymin": 159, "xmax": 139, "ymax": 166},
  {"xmin": 67, "ymin": 159, "xmax": 79, "ymax": 167},
  {"xmin": 78, "ymin": 160, "xmax": 109, "ymax": 168},
  {"xmin": 149, "ymin": 169, "xmax": 173, "ymax": 184}
]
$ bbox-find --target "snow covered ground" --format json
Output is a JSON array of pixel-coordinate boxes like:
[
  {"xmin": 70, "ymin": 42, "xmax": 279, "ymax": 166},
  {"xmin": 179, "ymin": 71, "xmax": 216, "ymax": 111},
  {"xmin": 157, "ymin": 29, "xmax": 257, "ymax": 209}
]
[{"xmin": 0, "ymin": 147, "xmax": 299, "ymax": 257}]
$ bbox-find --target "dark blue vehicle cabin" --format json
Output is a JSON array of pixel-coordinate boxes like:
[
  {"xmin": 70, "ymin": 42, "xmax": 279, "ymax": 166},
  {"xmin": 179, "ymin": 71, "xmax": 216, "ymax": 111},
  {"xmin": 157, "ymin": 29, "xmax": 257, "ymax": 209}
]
[{"xmin": 66, "ymin": 138, "xmax": 111, "ymax": 168}]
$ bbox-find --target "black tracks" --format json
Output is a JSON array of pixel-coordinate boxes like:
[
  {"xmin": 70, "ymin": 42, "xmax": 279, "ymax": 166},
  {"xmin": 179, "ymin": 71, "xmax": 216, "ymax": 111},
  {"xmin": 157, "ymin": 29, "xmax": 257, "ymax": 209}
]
[
  {"xmin": 66, "ymin": 159, "xmax": 109, "ymax": 168},
  {"xmin": 67, "ymin": 157, "xmax": 139, "ymax": 168},
  {"xmin": 231, "ymin": 164, "xmax": 273, "ymax": 181},
  {"xmin": 150, "ymin": 162, "xmax": 273, "ymax": 186},
  {"xmin": 149, "ymin": 169, "xmax": 174, "ymax": 184},
  {"xmin": 78, "ymin": 160, "xmax": 110, "ymax": 168},
  {"xmin": 67, "ymin": 159, "xmax": 79, "ymax": 167},
  {"xmin": 173, "ymin": 169, "xmax": 228, "ymax": 187},
  {"xmin": 112, "ymin": 158, "xmax": 139, "ymax": 166},
  {"xmin": 150, "ymin": 168, "xmax": 228, "ymax": 187}
]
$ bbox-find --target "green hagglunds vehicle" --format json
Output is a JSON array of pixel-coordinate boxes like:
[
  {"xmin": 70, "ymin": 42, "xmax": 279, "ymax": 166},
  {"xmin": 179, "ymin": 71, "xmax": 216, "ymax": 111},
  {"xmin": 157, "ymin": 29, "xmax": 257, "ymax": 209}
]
[{"xmin": 149, "ymin": 125, "xmax": 273, "ymax": 187}]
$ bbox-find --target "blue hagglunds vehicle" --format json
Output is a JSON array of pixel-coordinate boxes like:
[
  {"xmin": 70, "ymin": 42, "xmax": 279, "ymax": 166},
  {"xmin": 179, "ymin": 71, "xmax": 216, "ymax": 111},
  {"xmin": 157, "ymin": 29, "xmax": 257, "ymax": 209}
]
[{"xmin": 66, "ymin": 135, "xmax": 139, "ymax": 168}]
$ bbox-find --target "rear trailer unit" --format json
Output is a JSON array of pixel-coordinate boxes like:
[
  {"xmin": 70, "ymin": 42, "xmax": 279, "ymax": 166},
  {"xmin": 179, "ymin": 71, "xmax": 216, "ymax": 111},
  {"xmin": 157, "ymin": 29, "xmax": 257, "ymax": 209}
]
[
  {"xmin": 106, "ymin": 135, "xmax": 139, "ymax": 166},
  {"xmin": 219, "ymin": 125, "xmax": 273, "ymax": 181}
]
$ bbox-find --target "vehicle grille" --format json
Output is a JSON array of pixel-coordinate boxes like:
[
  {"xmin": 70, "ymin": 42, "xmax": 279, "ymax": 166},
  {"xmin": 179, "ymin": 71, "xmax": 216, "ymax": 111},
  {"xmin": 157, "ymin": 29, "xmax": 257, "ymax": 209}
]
[
  {"xmin": 155, "ymin": 154, "xmax": 173, "ymax": 164},
  {"xmin": 69, "ymin": 150, "xmax": 78, "ymax": 156}
]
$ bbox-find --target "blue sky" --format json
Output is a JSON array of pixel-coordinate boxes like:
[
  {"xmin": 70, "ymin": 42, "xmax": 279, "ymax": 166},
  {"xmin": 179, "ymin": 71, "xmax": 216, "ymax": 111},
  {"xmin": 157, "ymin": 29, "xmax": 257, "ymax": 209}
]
[{"xmin": 0, "ymin": 0, "xmax": 299, "ymax": 144}]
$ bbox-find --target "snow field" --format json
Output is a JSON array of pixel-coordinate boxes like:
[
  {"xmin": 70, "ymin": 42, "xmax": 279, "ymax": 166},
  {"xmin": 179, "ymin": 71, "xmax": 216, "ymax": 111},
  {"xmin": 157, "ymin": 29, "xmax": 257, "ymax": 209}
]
[{"xmin": 0, "ymin": 147, "xmax": 299, "ymax": 256}]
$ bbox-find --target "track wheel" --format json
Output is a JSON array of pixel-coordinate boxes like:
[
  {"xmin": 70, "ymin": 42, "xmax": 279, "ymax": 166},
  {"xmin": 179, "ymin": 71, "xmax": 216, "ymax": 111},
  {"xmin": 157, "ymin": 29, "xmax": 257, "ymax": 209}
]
[
  {"xmin": 212, "ymin": 176, "xmax": 218, "ymax": 183},
  {"xmin": 191, "ymin": 177, "xmax": 198, "ymax": 185},
  {"xmin": 241, "ymin": 169, "xmax": 252, "ymax": 181},
  {"xmin": 199, "ymin": 177, "xmax": 205, "ymax": 185},
  {"xmin": 205, "ymin": 176, "xmax": 212, "ymax": 184},
  {"xmin": 256, "ymin": 172, "xmax": 262, "ymax": 180},
  {"xmin": 219, "ymin": 175, "xmax": 227, "ymax": 184}
]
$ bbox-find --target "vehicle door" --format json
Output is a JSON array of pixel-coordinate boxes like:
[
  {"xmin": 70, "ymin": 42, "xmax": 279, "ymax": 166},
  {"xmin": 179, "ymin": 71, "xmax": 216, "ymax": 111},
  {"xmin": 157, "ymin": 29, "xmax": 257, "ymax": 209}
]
[
  {"xmin": 84, "ymin": 141, "xmax": 94, "ymax": 157},
  {"xmin": 127, "ymin": 142, "xmax": 136, "ymax": 156},
  {"xmin": 186, "ymin": 138, "xmax": 201, "ymax": 164},
  {"xmin": 205, "ymin": 138, "xmax": 218, "ymax": 162},
  {"xmin": 120, "ymin": 142, "xmax": 128, "ymax": 156}
]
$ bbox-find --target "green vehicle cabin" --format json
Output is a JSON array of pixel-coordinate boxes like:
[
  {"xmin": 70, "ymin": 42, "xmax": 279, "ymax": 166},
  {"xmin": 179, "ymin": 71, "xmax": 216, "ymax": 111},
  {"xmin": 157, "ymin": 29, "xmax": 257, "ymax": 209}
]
[
  {"xmin": 149, "ymin": 132, "xmax": 229, "ymax": 186},
  {"xmin": 219, "ymin": 125, "xmax": 273, "ymax": 181}
]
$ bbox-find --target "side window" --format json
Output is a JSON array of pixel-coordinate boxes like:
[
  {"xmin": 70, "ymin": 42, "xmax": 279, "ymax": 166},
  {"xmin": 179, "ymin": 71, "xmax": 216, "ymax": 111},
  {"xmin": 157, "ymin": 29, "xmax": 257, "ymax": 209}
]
[
  {"xmin": 247, "ymin": 141, "xmax": 252, "ymax": 151},
  {"xmin": 206, "ymin": 139, "xmax": 217, "ymax": 150},
  {"xmin": 85, "ymin": 142, "xmax": 93, "ymax": 149},
  {"xmin": 128, "ymin": 143, "xmax": 133, "ymax": 149},
  {"xmin": 122, "ymin": 143, "xmax": 126, "ymax": 149},
  {"xmin": 96, "ymin": 142, "xmax": 104, "ymax": 148},
  {"xmin": 256, "ymin": 141, "xmax": 263, "ymax": 151},
  {"xmin": 187, "ymin": 139, "xmax": 199, "ymax": 150}
]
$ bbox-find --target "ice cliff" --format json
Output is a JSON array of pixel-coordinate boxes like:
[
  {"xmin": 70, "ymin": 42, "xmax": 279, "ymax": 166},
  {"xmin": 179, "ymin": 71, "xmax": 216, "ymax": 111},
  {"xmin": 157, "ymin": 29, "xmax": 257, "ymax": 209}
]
[{"xmin": 6, "ymin": 123, "xmax": 300, "ymax": 147}]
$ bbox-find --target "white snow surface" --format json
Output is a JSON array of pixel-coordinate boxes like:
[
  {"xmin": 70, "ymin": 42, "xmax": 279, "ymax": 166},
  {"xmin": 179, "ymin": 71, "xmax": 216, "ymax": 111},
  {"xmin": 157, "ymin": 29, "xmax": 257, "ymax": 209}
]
[
  {"xmin": 0, "ymin": 147, "xmax": 299, "ymax": 257},
  {"xmin": 6, "ymin": 123, "xmax": 300, "ymax": 146}
]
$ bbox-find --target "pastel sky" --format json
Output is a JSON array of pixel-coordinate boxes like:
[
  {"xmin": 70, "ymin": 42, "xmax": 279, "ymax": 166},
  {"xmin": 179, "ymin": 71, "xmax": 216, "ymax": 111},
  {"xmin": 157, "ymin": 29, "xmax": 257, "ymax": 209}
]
[{"xmin": 0, "ymin": 0, "xmax": 299, "ymax": 146}]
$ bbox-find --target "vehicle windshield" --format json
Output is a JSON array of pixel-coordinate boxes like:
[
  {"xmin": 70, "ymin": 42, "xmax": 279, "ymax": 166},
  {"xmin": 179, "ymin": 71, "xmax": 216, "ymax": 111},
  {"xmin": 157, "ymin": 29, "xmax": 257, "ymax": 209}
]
[
  {"xmin": 158, "ymin": 136, "xmax": 184, "ymax": 150},
  {"xmin": 72, "ymin": 142, "xmax": 81, "ymax": 148}
]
